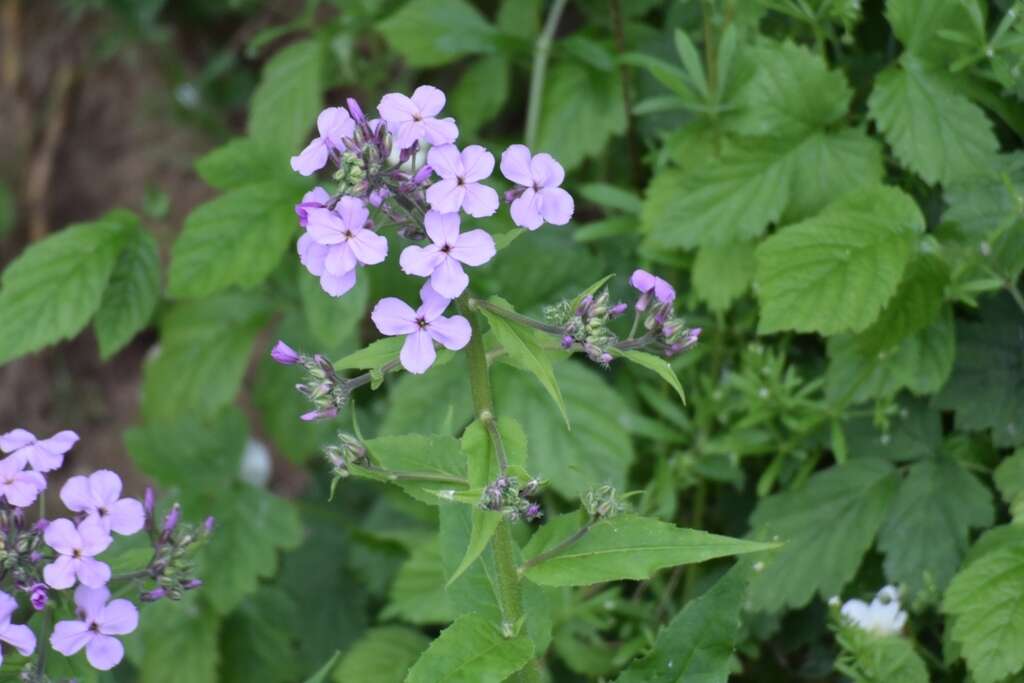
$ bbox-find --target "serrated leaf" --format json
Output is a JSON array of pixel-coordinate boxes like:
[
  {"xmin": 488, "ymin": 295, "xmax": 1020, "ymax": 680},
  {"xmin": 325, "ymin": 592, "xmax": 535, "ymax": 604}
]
[
  {"xmin": 784, "ymin": 128, "xmax": 884, "ymax": 222},
  {"xmin": 840, "ymin": 631, "xmax": 930, "ymax": 683},
  {"xmin": 133, "ymin": 594, "xmax": 220, "ymax": 683},
  {"xmin": 334, "ymin": 627, "xmax": 430, "ymax": 683},
  {"xmin": 579, "ymin": 183, "xmax": 643, "ymax": 214},
  {"xmin": 300, "ymin": 268, "xmax": 369, "ymax": 352},
  {"xmin": 404, "ymin": 613, "xmax": 534, "ymax": 683},
  {"xmin": 195, "ymin": 137, "xmax": 284, "ymax": 190},
  {"xmin": 692, "ymin": 240, "xmax": 756, "ymax": 312},
  {"xmin": 450, "ymin": 55, "xmax": 509, "ymax": 138},
  {"xmin": 615, "ymin": 349, "xmax": 686, "ymax": 405},
  {"xmin": 383, "ymin": 539, "xmax": 457, "ymax": 624},
  {"xmin": 94, "ymin": 219, "xmax": 160, "ymax": 359},
  {"xmin": 856, "ymin": 252, "xmax": 949, "ymax": 353},
  {"xmin": 886, "ymin": 0, "xmax": 984, "ymax": 66},
  {"xmin": 377, "ymin": 0, "xmax": 495, "ymax": 68},
  {"xmin": 168, "ymin": 183, "xmax": 298, "ymax": 298},
  {"xmin": 755, "ymin": 185, "xmax": 923, "ymax": 335},
  {"xmin": 249, "ymin": 39, "xmax": 324, "ymax": 161},
  {"xmin": 523, "ymin": 513, "xmax": 771, "ymax": 586},
  {"xmin": 748, "ymin": 458, "xmax": 900, "ymax": 612},
  {"xmin": 364, "ymin": 434, "xmax": 468, "ymax": 504},
  {"xmin": 222, "ymin": 589, "xmax": 302, "ymax": 683},
  {"xmin": 995, "ymin": 449, "xmax": 1024, "ymax": 516}
]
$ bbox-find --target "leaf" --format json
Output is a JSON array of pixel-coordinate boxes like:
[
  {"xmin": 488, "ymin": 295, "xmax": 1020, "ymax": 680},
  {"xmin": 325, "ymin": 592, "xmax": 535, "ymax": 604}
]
[
  {"xmin": 168, "ymin": 182, "xmax": 298, "ymax": 298},
  {"xmin": 382, "ymin": 538, "xmax": 457, "ymax": 624},
  {"xmin": 755, "ymin": 185, "xmax": 924, "ymax": 335},
  {"xmin": 784, "ymin": 128, "xmax": 885, "ymax": 222},
  {"xmin": 944, "ymin": 527, "xmax": 1024, "ymax": 683},
  {"xmin": 840, "ymin": 632, "xmax": 930, "ymax": 683},
  {"xmin": 886, "ymin": 0, "xmax": 984, "ymax": 66},
  {"xmin": 133, "ymin": 594, "xmax": 220, "ymax": 683},
  {"xmin": 195, "ymin": 137, "xmax": 285, "ymax": 190},
  {"xmin": 93, "ymin": 219, "xmax": 160, "ymax": 359},
  {"xmin": 615, "ymin": 566, "xmax": 747, "ymax": 683},
  {"xmin": 404, "ymin": 613, "xmax": 534, "ymax": 683},
  {"xmin": 522, "ymin": 513, "xmax": 771, "ymax": 586},
  {"xmin": 450, "ymin": 55, "xmax": 510, "ymax": 138},
  {"xmin": 304, "ymin": 653, "xmax": 341, "ymax": 683},
  {"xmin": 615, "ymin": 350, "xmax": 686, "ymax": 405},
  {"xmin": 363, "ymin": 434, "xmax": 468, "ymax": 504},
  {"xmin": 377, "ymin": 0, "xmax": 496, "ymax": 68},
  {"xmin": 579, "ymin": 183, "xmax": 644, "ymax": 215},
  {"xmin": 334, "ymin": 627, "xmax": 430, "ymax": 683},
  {"xmin": 0, "ymin": 211, "xmax": 131, "ymax": 364},
  {"xmin": 535, "ymin": 60, "xmax": 626, "ymax": 171},
  {"xmin": 995, "ymin": 449, "xmax": 1024, "ymax": 517},
  {"xmin": 692, "ymin": 240, "xmax": 756, "ymax": 312},
  {"xmin": 335, "ymin": 337, "xmax": 405, "ymax": 372},
  {"xmin": 222, "ymin": 589, "xmax": 303, "ymax": 683},
  {"xmin": 878, "ymin": 457, "xmax": 994, "ymax": 596},
  {"xmin": 300, "ymin": 268, "xmax": 369, "ymax": 352},
  {"xmin": 855, "ymin": 252, "xmax": 949, "ymax": 353},
  {"xmin": 747, "ymin": 457, "xmax": 900, "ymax": 612},
  {"xmin": 868, "ymin": 58, "xmax": 999, "ymax": 186},
  {"xmin": 381, "ymin": 356, "xmax": 475, "ymax": 436},
  {"xmin": 249, "ymin": 39, "xmax": 324, "ymax": 162},
  {"xmin": 480, "ymin": 296, "xmax": 568, "ymax": 426}
]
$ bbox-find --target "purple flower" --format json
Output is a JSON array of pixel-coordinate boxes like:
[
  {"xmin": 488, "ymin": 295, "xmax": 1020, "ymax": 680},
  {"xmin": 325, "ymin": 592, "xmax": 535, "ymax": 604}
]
[
  {"xmin": 629, "ymin": 269, "xmax": 676, "ymax": 310},
  {"xmin": 377, "ymin": 85, "xmax": 458, "ymax": 150},
  {"xmin": 42, "ymin": 518, "xmax": 112, "ymax": 589},
  {"xmin": 0, "ymin": 591, "xmax": 35, "ymax": 666},
  {"xmin": 290, "ymin": 107, "xmax": 355, "ymax": 176},
  {"xmin": 499, "ymin": 145, "xmax": 574, "ymax": 230},
  {"xmin": 271, "ymin": 340, "xmax": 302, "ymax": 365},
  {"xmin": 51, "ymin": 585, "xmax": 138, "ymax": 671},
  {"xmin": 399, "ymin": 211, "xmax": 496, "ymax": 298},
  {"xmin": 59, "ymin": 470, "xmax": 145, "ymax": 536},
  {"xmin": 29, "ymin": 583, "xmax": 47, "ymax": 611},
  {"xmin": 0, "ymin": 455, "xmax": 45, "ymax": 508},
  {"xmin": 425, "ymin": 144, "xmax": 499, "ymax": 217},
  {"xmin": 300, "ymin": 197, "xmax": 388, "ymax": 297},
  {"xmin": 294, "ymin": 186, "xmax": 330, "ymax": 227},
  {"xmin": 0, "ymin": 428, "xmax": 78, "ymax": 472},
  {"xmin": 371, "ymin": 284, "xmax": 472, "ymax": 374}
]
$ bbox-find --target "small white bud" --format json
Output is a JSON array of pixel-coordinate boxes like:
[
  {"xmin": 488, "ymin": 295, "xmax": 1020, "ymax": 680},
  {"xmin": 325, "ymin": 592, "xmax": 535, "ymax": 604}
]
[{"xmin": 753, "ymin": 560, "xmax": 766, "ymax": 573}]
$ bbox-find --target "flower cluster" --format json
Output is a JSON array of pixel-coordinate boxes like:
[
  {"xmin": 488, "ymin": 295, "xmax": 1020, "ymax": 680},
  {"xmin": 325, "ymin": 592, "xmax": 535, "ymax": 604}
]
[
  {"xmin": 546, "ymin": 290, "xmax": 629, "ymax": 366},
  {"xmin": 0, "ymin": 428, "xmax": 209, "ymax": 674},
  {"xmin": 480, "ymin": 476, "xmax": 544, "ymax": 523},
  {"xmin": 835, "ymin": 585, "xmax": 908, "ymax": 636},
  {"xmin": 271, "ymin": 341, "xmax": 354, "ymax": 420}
]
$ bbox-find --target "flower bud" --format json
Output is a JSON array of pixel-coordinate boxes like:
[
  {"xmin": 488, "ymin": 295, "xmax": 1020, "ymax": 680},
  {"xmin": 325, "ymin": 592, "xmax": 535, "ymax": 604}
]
[
  {"xmin": 608, "ymin": 303, "xmax": 628, "ymax": 318},
  {"xmin": 524, "ymin": 503, "xmax": 544, "ymax": 522},
  {"xmin": 32, "ymin": 519, "xmax": 49, "ymax": 533},
  {"xmin": 271, "ymin": 340, "xmax": 302, "ymax": 365},
  {"xmin": 183, "ymin": 579, "xmax": 203, "ymax": 591},
  {"xmin": 561, "ymin": 335, "xmax": 574, "ymax": 349},
  {"xmin": 144, "ymin": 487, "xmax": 155, "ymax": 519},
  {"xmin": 203, "ymin": 517, "xmax": 215, "ymax": 535},
  {"xmin": 161, "ymin": 503, "xmax": 181, "ymax": 542},
  {"xmin": 141, "ymin": 588, "xmax": 167, "ymax": 603},
  {"xmin": 346, "ymin": 97, "xmax": 365, "ymax": 123},
  {"xmin": 29, "ymin": 584, "xmax": 47, "ymax": 611}
]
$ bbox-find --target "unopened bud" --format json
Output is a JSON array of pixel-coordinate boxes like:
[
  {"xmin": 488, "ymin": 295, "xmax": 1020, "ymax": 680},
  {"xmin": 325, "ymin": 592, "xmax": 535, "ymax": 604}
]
[
  {"xmin": 561, "ymin": 335, "xmax": 574, "ymax": 349},
  {"xmin": 203, "ymin": 516, "xmax": 215, "ymax": 534},
  {"xmin": 29, "ymin": 584, "xmax": 47, "ymax": 611},
  {"xmin": 608, "ymin": 303, "xmax": 628, "ymax": 318},
  {"xmin": 346, "ymin": 97, "xmax": 365, "ymax": 123},
  {"xmin": 144, "ymin": 487, "xmax": 155, "ymax": 519},
  {"xmin": 161, "ymin": 504, "xmax": 181, "ymax": 541},
  {"xmin": 183, "ymin": 579, "xmax": 203, "ymax": 591},
  {"xmin": 141, "ymin": 588, "xmax": 167, "ymax": 603}
]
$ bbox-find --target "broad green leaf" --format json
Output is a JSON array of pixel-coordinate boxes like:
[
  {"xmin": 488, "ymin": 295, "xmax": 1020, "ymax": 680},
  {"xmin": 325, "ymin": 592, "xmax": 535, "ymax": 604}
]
[
  {"xmin": 168, "ymin": 182, "xmax": 298, "ymax": 298},
  {"xmin": 377, "ymin": 0, "xmax": 495, "ymax": 68},
  {"xmin": 615, "ymin": 350, "xmax": 686, "ymax": 405},
  {"xmin": 944, "ymin": 527, "xmax": 1024, "ymax": 683},
  {"xmin": 249, "ymin": 39, "xmax": 324, "ymax": 161},
  {"xmin": 615, "ymin": 566, "xmax": 747, "ymax": 683},
  {"xmin": 300, "ymin": 268, "xmax": 369, "ymax": 351},
  {"xmin": 856, "ymin": 253, "xmax": 949, "ymax": 353},
  {"xmin": 222, "ymin": 589, "xmax": 302, "ymax": 683},
  {"xmin": 304, "ymin": 653, "xmax": 341, "ymax": 683},
  {"xmin": 784, "ymin": 128, "xmax": 884, "ymax": 222},
  {"xmin": 382, "ymin": 538, "xmax": 457, "ymax": 624},
  {"xmin": 995, "ymin": 449, "xmax": 1024, "ymax": 518},
  {"xmin": 133, "ymin": 594, "xmax": 220, "ymax": 683},
  {"xmin": 869, "ymin": 59, "xmax": 999, "ymax": 186},
  {"xmin": 878, "ymin": 457, "xmax": 993, "ymax": 596},
  {"xmin": 535, "ymin": 60, "xmax": 626, "ymax": 171},
  {"xmin": 886, "ymin": 0, "xmax": 985, "ymax": 66},
  {"xmin": 692, "ymin": 240, "xmax": 756, "ymax": 312},
  {"xmin": 94, "ymin": 219, "xmax": 160, "ymax": 359},
  {"xmin": 450, "ymin": 55, "xmax": 510, "ymax": 138},
  {"xmin": 195, "ymin": 137, "xmax": 285, "ymax": 190},
  {"xmin": 944, "ymin": 153, "xmax": 1024, "ymax": 241},
  {"xmin": 0, "ymin": 211, "xmax": 131, "ymax": 364},
  {"xmin": 748, "ymin": 458, "xmax": 900, "ymax": 612},
  {"xmin": 335, "ymin": 336, "xmax": 404, "ymax": 372},
  {"xmin": 839, "ymin": 630, "xmax": 930, "ymax": 683},
  {"xmin": 522, "ymin": 513, "xmax": 771, "ymax": 586},
  {"xmin": 364, "ymin": 434, "xmax": 468, "ymax": 504},
  {"xmin": 334, "ymin": 627, "xmax": 430, "ymax": 683},
  {"xmin": 480, "ymin": 296, "xmax": 568, "ymax": 426},
  {"xmin": 381, "ymin": 356, "xmax": 475, "ymax": 436},
  {"xmin": 405, "ymin": 613, "xmax": 534, "ymax": 683},
  {"xmin": 755, "ymin": 185, "xmax": 923, "ymax": 335},
  {"xmin": 579, "ymin": 183, "xmax": 644, "ymax": 215}
]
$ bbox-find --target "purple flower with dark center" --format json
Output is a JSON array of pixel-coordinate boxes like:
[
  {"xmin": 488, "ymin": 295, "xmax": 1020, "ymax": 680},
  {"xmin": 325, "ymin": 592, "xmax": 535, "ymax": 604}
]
[
  {"xmin": 629, "ymin": 269, "xmax": 675, "ymax": 310},
  {"xmin": 0, "ymin": 591, "xmax": 35, "ymax": 666},
  {"xmin": 499, "ymin": 145, "xmax": 574, "ymax": 230},
  {"xmin": 51, "ymin": 585, "xmax": 138, "ymax": 671},
  {"xmin": 294, "ymin": 186, "xmax": 330, "ymax": 227},
  {"xmin": 399, "ymin": 211, "xmax": 496, "ymax": 298},
  {"xmin": 290, "ymin": 107, "xmax": 355, "ymax": 176},
  {"xmin": 371, "ymin": 284, "xmax": 472, "ymax": 374},
  {"xmin": 271, "ymin": 340, "xmax": 302, "ymax": 365},
  {"xmin": 377, "ymin": 85, "xmax": 458, "ymax": 150},
  {"xmin": 425, "ymin": 144, "xmax": 499, "ymax": 217},
  {"xmin": 42, "ymin": 518, "xmax": 112, "ymax": 589},
  {"xmin": 299, "ymin": 197, "xmax": 388, "ymax": 297},
  {"xmin": 0, "ymin": 455, "xmax": 45, "ymax": 508},
  {"xmin": 0, "ymin": 428, "xmax": 78, "ymax": 472},
  {"xmin": 59, "ymin": 470, "xmax": 145, "ymax": 536}
]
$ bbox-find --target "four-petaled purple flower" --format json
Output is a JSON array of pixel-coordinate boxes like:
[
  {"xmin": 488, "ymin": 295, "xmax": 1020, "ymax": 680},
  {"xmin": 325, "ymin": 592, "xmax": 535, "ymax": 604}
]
[
  {"xmin": 291, "ymin": 107, "xmax": 355, "ymax": 176},
  {"xmin": 629, "ymin": 269, "xmax": 676, "ymax": 310},
  {"xmin": 500, "ymin": 145, "xmax": 574, "ymax": 230},
  {"xmin": 294, "ymin": 186, "xmax": 330, "ymax": 227},
  {"xmin": 0, "ymin": 428, "xmax": 78, "ymax": 472},
  {"xmin": 371, "ymin": 285, "xmax": 472, "ymax": 374},
  {"xmin": 425, "ymin": 144, "xmax": 499, "ymax": 217},
  {"xmin": 377, "ymin": 85, "xmax": 458, "ymax": 150},
  {"xmin": 43, "ymin": 518, "xmax": 113, "ymax": 589},
  {"xmin": 300, "ymin": 197, "xmax": 388, "ymax": 297},
  {"xmin": 0, "ymin": 591, "xmax": 35, "ymax": 667},
  {"xmin": 399, "ymin": 211, "xmax": 496, "ymax": 298},
  {"xmin": 0, "ymin": 455, "xmax": 45, "ymax": 508},
  {"xmin": 60, "ymin": 470, "xmax": 145, "ymax": 536},
  {"xmin": 51, "ymin": 585, "xmax": 138, "ymax": 671}
]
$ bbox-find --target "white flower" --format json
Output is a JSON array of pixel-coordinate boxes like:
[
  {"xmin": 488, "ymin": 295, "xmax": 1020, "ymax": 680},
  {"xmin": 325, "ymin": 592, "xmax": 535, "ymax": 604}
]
[{"xmin": 840, "ymin": 585, "xmax": 907, "ymax": 636}]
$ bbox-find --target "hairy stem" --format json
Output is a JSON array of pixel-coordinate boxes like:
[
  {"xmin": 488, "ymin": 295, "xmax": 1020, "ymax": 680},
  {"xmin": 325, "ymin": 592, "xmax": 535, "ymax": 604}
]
[{"xmin": 525, "ymin": 0, "xmax": 569, "ymax": 147}]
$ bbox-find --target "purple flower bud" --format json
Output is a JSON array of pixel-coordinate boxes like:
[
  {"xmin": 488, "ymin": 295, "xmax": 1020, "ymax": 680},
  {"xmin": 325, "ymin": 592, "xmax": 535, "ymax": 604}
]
[
  {"xmin": 398, "ymin": 141, "xmax": 419, "ymax": 164},
  {"xmin": 411, "ymin": 165, "xmax": 434, "ymax": 186},
  {"xmin": 11, "ymin": 508, "xmax": 24, "ymax": 529},
  {"xmin": 29, "ymin": 583, "xmax": 47, "ymax": 611},
  {"xmin": 161, "ymin": 503, "xmax": 180, "ymax": 541},
  {"xmin": 504, "ymin": 186, "xmax": 526, "ymax": 203},
  {"xmin": 561, "ymin": 335, "xmax": 574, "ymax": 349},
  {"xmin": 368, "ymin": 187, "xmax": 390, "ymax": 207},
  {"xmin": 576, "ymin": 295, "xmax": 594, "ymax": 317},
  {"xmin": 271, "ymin": 340, "xmax": 301, "ymax": 365},
  {"xmin": 33, "ymin": 519, "xmax": 49, "ymax": 533},
  {"xmin": 183, "ymin": 579, "xmax": 203, "ymax": 591},
  {"xmin": 301, "ymin": 407, "xmax": 338, "ymax": 422},
  {"xmin": 313, "ymin": 354, "xmax": 335, "ymax": 376},
  {"xmin": 29, "ymin": 551, "xmax": 42, "ymax": 564},
  {"xmin": 608, "ymin": 303, "xmax": 628, "ymax": 318},
  {"xmin": 141, "ymin": 588, "xmax": 166, "ymax": 603},
  {"xmin": 203, "ymin": 516, "xmax": 215, "ymax": 534},
  {"xmin": 144, "ymin": 486, "xmax": 155, "ymax": 519},
  {"xmin": 346, "ymin": 97, "xmax": 365, "ymax": 123},
  {"xmin": 525, "ymin": 504, "xmax": 544, "ymax": 522},
  {"xmin": 600, "ymin": 353, "xmax": 614, "ymax": 365}
]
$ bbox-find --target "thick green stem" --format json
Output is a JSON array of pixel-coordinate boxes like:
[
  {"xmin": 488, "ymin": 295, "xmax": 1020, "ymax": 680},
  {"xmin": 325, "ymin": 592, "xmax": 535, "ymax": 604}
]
[{"xmin": 525, "ymin": 0, "xmax": 569, "ymax": 147}]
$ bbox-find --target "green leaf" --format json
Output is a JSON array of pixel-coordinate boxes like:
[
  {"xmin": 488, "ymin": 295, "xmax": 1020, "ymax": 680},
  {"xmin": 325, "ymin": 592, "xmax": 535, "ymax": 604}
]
[
  {"xmin": 249, "ymin": 39, "xmax": 324, "ymax": 161},
  {"xmin": 168, "ymin": 183, "xmax": 298, "ymax": 298},
  {"xmin": 222, "ymin": 589, "xmax": 302, "ymax": 683},
  {"xmin": 856, "ymin": 253, "xmax": 949, "ymax": 353},
  {"xmin": 523, "ymin": 513, "xmax": 771, "ymax": 586},
  {"xmin": 943, "ymin": 153, "xmax": 1024, "ymax": 241},
  {"xmin": 404, "ymin": 613, "xmax": 534, "ymax": 683},
  {"xmin": 579, "ymin": 183, "xmax": 643, "ymax": 215},
  {"xmin": 480, "ymin": 297, "xmax": 568, "ymax": 427},
  {"xmin": 535, "ymin": 60, "xmax": 626, "ymax": 171},
  {"xmin": 335, "ymin": 337, "xmax": 404, "ymax": 372},
  {"xmin": 615, "ymin": 350, "xmax": 686, "ymax": 405},
  {"xmin": 377, "ymin": 0, "xmax": 495, "ymax": 68},
  {"xmin": 195, "ymin": 137, "xmax": 284, "ymax": 190},
  {"xmin": 839, "ymin": 631, "xmax": 930, "ymax": 683},
  {"xmin": 878, "ymin": 457, "xmax": 994, "ymax": 596},
  {"xmin": 995, "ymin": 449, "xmax": 1024, "ymax": 518},
  {"xmin": 747, "ymin": 458, "xmax": 900, "ymax": 612},
  {"xmin": 944, "ymin": 527, "xmax": 1024, "ymax": 683},
  {"xmin": 692, "ymin": 240, "xmax": 756, "ymax": 312},
  {"xmin": 0, "ymin": 211, "xmax": 131, "ymax": 364},
  {"xmin": 868, "ymin": 59, "xmax": 999, "ymax": 186},
  {"xmin": 133, "ymin": 594, "xmax": 220, "ymax": 683},
  {"xmin": 615, "ymin": 566, "xmax": 747, "ymax": 683},
  {"xmin": 382, "ymin": 538, "xmax": 457, "ymax": 624},
  {"xmin": 93, "ymin": 218, "xmax": 160, "ymax": 359},
  {"xmin": 304, "ymin": 653, "xmax": 341, "ymax": 683},
  {"xmin": 755, "ymin": 185, "xmax": 924, "ymax": 335},
  {"xmin": 334, "ymin": 627, "xmax": 430, "ymax": 683},
  {"xmin": 300, "ymin": 268, "xmax": 369, "ymax": 352},
  {"xmin": 381, "ymin": 356, "xmax": 475, "ymax": 436},
  {"xmin": 450, "ymin": 55, "xmax": 510, "ymax": 138},
  {"xmin": 784, "ymin": 128, "xmax": 885, "ymax": 222},
  {"xmin": 886, "ymin": 0, "xmax": 984, "ymax": 66},
  {"xmin": 363, "ymin": 434, "xmax": 468, "ymax": 504}
]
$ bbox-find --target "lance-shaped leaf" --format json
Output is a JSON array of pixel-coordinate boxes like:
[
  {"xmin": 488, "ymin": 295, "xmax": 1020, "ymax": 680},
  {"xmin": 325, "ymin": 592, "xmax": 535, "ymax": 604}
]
[
  {"xmin": 614, "ymin": 350, "xmax": 686, "ymax": 405},
  {"xmin": 363, "ymin": 434, "xmax": 468, "ymax": 505},
  {"xmin": 404, "ymin": 613, "xmax": 534, "ymax": 683}
]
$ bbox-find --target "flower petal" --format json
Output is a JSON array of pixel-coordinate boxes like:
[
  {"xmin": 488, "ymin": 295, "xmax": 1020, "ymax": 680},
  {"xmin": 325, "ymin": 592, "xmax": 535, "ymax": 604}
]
[
  {"xmin": 425, "ymin": 179, "xmax": 465, "ymax": 214},
  {"xmin": 88, "ymin": 470, "xmax": 122, "ymax": 507},
  {"xmin": 0, "ymin": 429, "xmax": 34, "ymax": 453},
  {"xmin": 429, "ymin": 257, "xmax": 469, "ymax": 299},
  {"xmin": 298, "ymin": 235, "xmax": 328, "ymax": 276},
  {"xmin": 43, "ymin": 556, "xmax": 77, "ymax": 590},
  {"xmin": 324, "ymin": 244, "xmax": 358, "ymax": 276},
  {"xmin": 500, "ymin": 144, "xmax": 534, "ymax": 187},
  {"xmin": 40, "ymin": 430, "xmax": 79, "ymax": 455},
  {"xmin": 537, "ymin": 187, "xmax": 574, "ymax": 226},
  {"xmin": 0, "ymin": 592, "xmax": 16, "ymax": 622},
  {"xmin": 451, "ymin": 229, "xmax": 496, "ymax": 267},
  {"xmin": 460, "ymin": 145, "xmax": 495, "ymax": 183},
  {"xmin": 316, "ymin": 107, "xmax": 354, "ymax": 147},
  {"xmin": 411, "ymin": 85, "xmax": 446, "ymax": 117},
  {"xmin": 417, "ymin": 283, "xmax": 451, "ymax": 322},
  {"xmin": 23, "ymin": 443, "xmax": 63, "ymax": 472},
  {"xmin": 306, "ymin": 209, "xmax": 347, "ymax": 245},
  {"xmin": 461, "ymin": 183, "xmax": 499, "ymax": 218},
  {"xmin": 99, "ymin": 599, "xmax": 139, "ymax": 636},
  {"xmin": 290, "ymin": 137, "xmax": 329, "ymax": 176},
  {"xmin": 107, "ymin": 498, "xmax": 145, "ymax": 536},
  {"xmin": 530, "ymin": 152, "xmax": 565, "ymax": 188},
  {"xmin": 420, "ymin": 117, "xmax": 459, "ymax": 146},
  {"xmin": 377, "ymin": 92, "xmax": 417, "ymax": 123},
  {"xmin": 400, "ymin": 330, "xmax": 437, "ymax": 375},
  {"xmin": 334, "ymin": 196, "xmax": 369, "ymax": 233},
  {"xmin": 428, "ymin": 315, "xmax": 472, "ymax": 351},
  {"xmin": 76, "ymin": 558, "xmax": 112, "ymax": 589},
  {"xmin": 399, "ymin": 244, "xmax": 444, "ymax": 277},
  {"xmin": 3, "ymin": 476, "xmax": 41, "ymax": 508},
  {"xmin": 319, "ymin": 269, "xmax": 357, "ymax": 298},
  {"xmin": 510, "ymin": 189, "xmax": 543, "ymax": 230},
  {"xmin": 0, "ymin": 623, "xmax": 35, "ymax": 656},
  {"xmin": 75, "ymin": 585, "xmax": 111, "ymax": 622},
  {"xmin": 652, "ymin": 276, "xmax": 676, "ymax": 304},
  {"xmin": 371, "ymin": 298, "xmax": 420, "ymax": 336},
  {"xmin": 424, "ymin": 210, "xmax": 460, "ymax": 246},
  {"xmin": 392, "ymin": 120, "xmax": 422, "ymax": 150},
  {"xmin": 348, "ymin": 229, "xmax": 388, "ymax": 266},
  {"xmin": 629, "ymin": 269, "xmax": 656, "ymax": 293},
  {"xmin": 44, "ymin": 519, "xmax": 80, "ymax": 556},
  {"xmin": 78, "ymin": 518, "xmax": 113, "ymax": 557},
  {"xmin": 303, "ymin": 186, "xmax": 330, "ymax": 205},
  {"xmin": 60, "ymin": 475, "xmax": 94, "ymax": 513},
  {"xmin": 50, "ymin": 620, "xmax": 92, "ymax": 657},
  {"xmin": 85, "ymin": 634, "xmax": 124, "ymax": 671},
  {"xmin": 426, "ymin": 144, "xmax": 463, "ymax": 180}
]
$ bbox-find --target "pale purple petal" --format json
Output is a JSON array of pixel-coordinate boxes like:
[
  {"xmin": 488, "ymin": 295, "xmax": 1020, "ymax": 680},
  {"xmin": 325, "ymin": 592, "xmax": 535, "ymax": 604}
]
[
  {"xmin": 316, "ymin": 107, "xmax": 354, "ymax": 147},
  {"xmin": 450, "ymin": 229, "xmax": 496, "ymax": 267},
  {"xmin": 426, "ymin": 145, "xmax": 463, "ymax": 179},
  {"xmin": 0, "ymin": 454, "xmax": 21, "ymax": 479},
  {"xmin": 306, "ymin": 209, "xmax": 347, "ymax": 245},
  {"xmin": 43, "ymin": 555, "xmax": 77, "ymax": 590},
  {"xmin": 500, "ymin": 144, "xmax": 534, "ymax": 186},
  {"xmin": 348, "ymin": 229, "xmax": 388, "ymax": 266},
  {"xmin": 334, "ymin": 196, "xmax": 369, "ymax": 233},
  {"xmin": 653, "ymin": 278, "xmax": 676, "ymax": 304},
  {"xmin": 290, "ymin": 137, "xmax": 329, "ymax": 176},
  {"xmin": 106, "ymin": 498, "xmax": 145, "ymax": 536},
  {"xmin": 85, "ymin": 634, "xmax": 124, "ymax": 671},
  {"xmin": 320, "ymin": 269, "xmax": 357, "ymax": 298},
  {"xmin": 88, "ymin": 470, "xmax": 122, "ymax": 507},
  {"xmin": 75, "ymin": 558, "xmax": 111, "ymax": 588},
  {"xmin": 20, "ymin": 470, "xmax": 46, "ymax": 493},
  {"xmin": 0, "ymin": 592, "xmax": 16, "ymax": 622},
  {"xmin": 0, "ymin": 623, "xmax": 35, "ymax": 656},
  {"xmin": 629, "ymin": 269, "xmax": 657, "ymax": 293},
  {"xmin": 510, "ymin": 189, "xmax": 544, "ymax": 230},
  {"xmin": 303, "ymin": 187, "xmax": 331, "ymax": 205},
  {"xmin": 50, "ymin": 620, "xmax": 92, "ymax": 657},
  {"xmin": 371, "ymin": 298, "xmax": 420, "ymax": 336},
  {"xmin": 429, "ymin": 257, "xmax": 469, "ymax": 299},
  {"xmin": 4, "ymin": 475, "xmax": 42, "ymax": 507},
  {"xmin": 424, "ymin": 210, "xmax": 460, "ymax": 246},
  {"xmin": 74, "ymin": 585, "xmax": 111, "ymax": 622},
  {"xmin": 98, "ymin": 599, "xmax": 139, "ymax": 636},
  {"xmin": 420, "ymin": 117, "xmax": 459, "ymax": 146},
  {"xmin": 400, "ymin": 330, "xmax": 437, "ymax": 374},
  {"xmin": 461, "ymin": 183, "xmax": 499, "ymax": 218},
  {"xmin": 44, "ymin": 519, "xmax": 80, "ymax": 556},
  {"xmin": 23, "ymin": 443, "xmax": 63, "ymax": 472},
  {"xmin": 324, "ymin": 244, "xmax": 357, "ymax": 276},
  {"xmin": 400, "ymin": 244, "xmax": 444, "ymax": 277},
  {"xmin": 298, "ymin": 234, "xmax": 328, "ymax": 276},
  {"xmin": 377, "ymin": 92, "xmax": 417, "ymax": 123},
  {"xmin": 392, "ymin": 120, "xmax": 422, "ymax": 150},
  {"xmin": 427, "ymin": 315, "xmax": 472, "ymax": 351},
  {"xmin": 426, "ymin": 179, "xmax": 465, "ymax": 214},
  {"xmin": 417, "ymin": 283, "xmax": 452, "ymax": 322},
  {"xmin": 78, "ymin": 519, "xmax": 112, "ymax": 557},
  {"xmin": 460, "ymin": 145, "xmax": 495, "ymax": 183},
  {"xmin": 0, "ymin": 429, "xmax": 34, "ymax": 453},
  {"xmin": 43, "ymin": 429, "xmax": 78, "ymax": 453},
  {"xmin": 410, "ymin": 85, "xmax": 446, "ymax": 117},
  {"xmin": 537, "ymin": 187, "xmax": 574, "ymax": 225},
  {"xmin": 530, "ymin": 153, "xmax": 565, "ymax": 188}
]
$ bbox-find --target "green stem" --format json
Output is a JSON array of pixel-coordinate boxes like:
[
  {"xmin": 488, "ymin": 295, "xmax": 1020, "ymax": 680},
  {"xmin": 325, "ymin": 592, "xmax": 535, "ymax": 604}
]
[
  {"xmin": 470, "ymin": 298, "xmax": 565, "ymax": 335},
  {"xmin": 525, "ymin": 0, "xmax": 569, "ymax": 147},
  {"xmin": 518, "ymin": 518, "xmax": 596, "ymax": 575}
]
